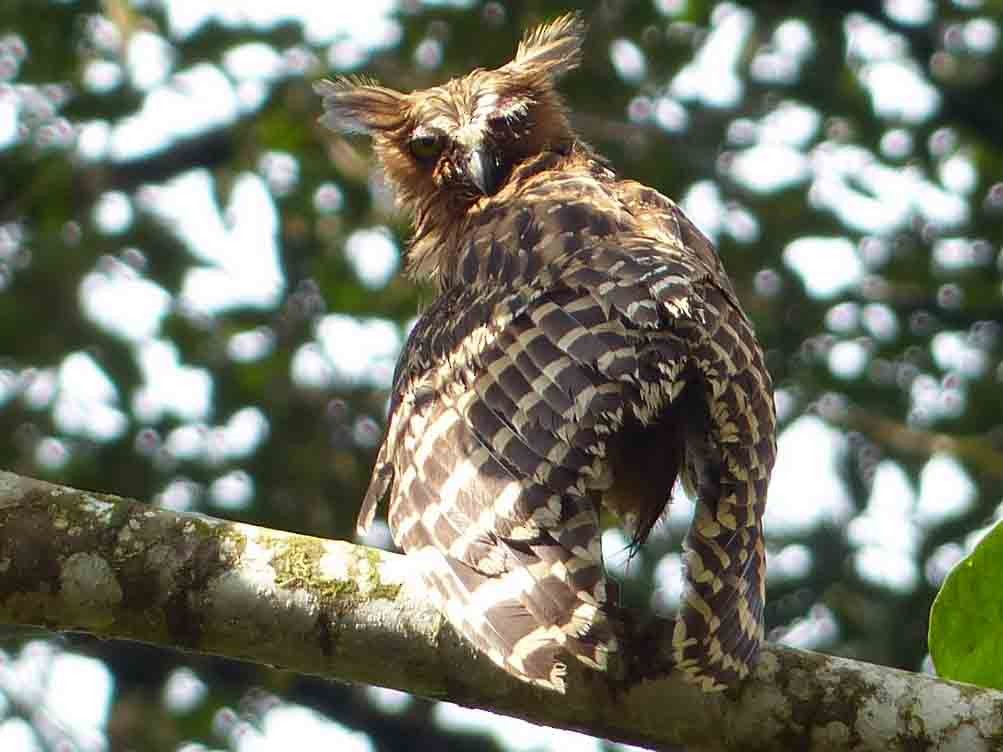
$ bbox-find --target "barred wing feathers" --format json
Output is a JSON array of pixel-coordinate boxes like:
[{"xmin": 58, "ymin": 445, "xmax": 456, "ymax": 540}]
[
  {"xmin": 672, "ymin": 280, "xmax": 774, "ymax": 689},
  {"xmin": 361, "ymin": 186, "xmax": 775, "ymax": 691},
  {"xmin": 362, "ymin": 281, "xmax": 629, "ymax": 690},
  {"xmin": 613, "ymin": 180, "xmax": 776, "ymax": 688}
]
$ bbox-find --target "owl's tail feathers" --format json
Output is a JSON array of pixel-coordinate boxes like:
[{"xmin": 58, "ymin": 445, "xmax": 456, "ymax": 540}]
[
  {"xmin": 414, "ymin": 545, "xmax": 618, "ymax": 693},
  {"xmin": 672, "ymin": 497, "xmax": 766, "ymax": 691}
]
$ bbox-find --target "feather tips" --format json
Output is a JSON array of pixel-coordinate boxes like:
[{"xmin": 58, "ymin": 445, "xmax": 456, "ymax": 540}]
[
  {"xmin": 509, "ymin": 12, "xmax": 586, "ymax": 80},
  {"xmin": 314, "ymin": 77, "xmax": 407, "ymax": 134}
]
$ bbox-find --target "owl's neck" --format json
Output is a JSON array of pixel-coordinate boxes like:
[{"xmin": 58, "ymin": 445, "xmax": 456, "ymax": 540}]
[{"xmin": 406, "ymin": 142, "xmax": 609, "ymax": 290}]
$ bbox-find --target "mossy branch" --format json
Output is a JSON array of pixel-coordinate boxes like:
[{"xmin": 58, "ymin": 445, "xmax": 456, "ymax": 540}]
[{"xmin": 0, "ymin": 470, "xmax": 1001, "ymax": 751}]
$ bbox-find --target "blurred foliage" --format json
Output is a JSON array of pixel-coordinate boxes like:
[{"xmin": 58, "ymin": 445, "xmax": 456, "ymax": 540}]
[{"xmin": 1, "ymin": 0, "xmax": 1003, "ymax": 749}]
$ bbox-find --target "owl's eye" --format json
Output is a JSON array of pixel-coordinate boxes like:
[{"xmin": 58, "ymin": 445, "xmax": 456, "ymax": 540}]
[{"xmin": 409, "ymin": 133, "xmax": 444, "ymax": 163}]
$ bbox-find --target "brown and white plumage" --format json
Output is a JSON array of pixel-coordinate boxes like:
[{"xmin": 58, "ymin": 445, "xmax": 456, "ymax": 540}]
[{"xmin": 315, "ymin": 13, "xmax": 776, "ymax": 692}]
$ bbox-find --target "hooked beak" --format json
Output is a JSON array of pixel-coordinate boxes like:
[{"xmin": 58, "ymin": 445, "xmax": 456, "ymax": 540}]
[{"xmin": 464, "ymin": 145, "xmax": 500, "ymax": 196}]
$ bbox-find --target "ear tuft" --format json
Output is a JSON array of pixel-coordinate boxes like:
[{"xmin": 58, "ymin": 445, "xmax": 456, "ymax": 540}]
[
  {"xmin": 508, "ymin": 12, "xmax": 586, "ymax": 80},
  {"xmin": 314, "ymin": 77, "xmax": 408, "ymax": 134}
]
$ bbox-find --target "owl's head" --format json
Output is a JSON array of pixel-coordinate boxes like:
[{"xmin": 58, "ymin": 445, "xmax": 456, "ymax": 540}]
[{"xmin": 315, "ymin": 13, "xmax": 585, "ymax": 219}]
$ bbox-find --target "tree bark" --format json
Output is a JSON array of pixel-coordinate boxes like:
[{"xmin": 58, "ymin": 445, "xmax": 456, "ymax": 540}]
[{"xmin": 0, "ymin": 469, "xmax": 1000, "ymax": 751}]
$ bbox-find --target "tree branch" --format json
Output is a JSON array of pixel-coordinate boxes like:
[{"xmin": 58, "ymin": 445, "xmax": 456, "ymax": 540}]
[
  {"xmin": 832, "ymin": 404, "xmax": 1003, "ymax": 482},
  {"xmin": 0, "ymin": 470, "xmax": 1000, "ymax": 751}
]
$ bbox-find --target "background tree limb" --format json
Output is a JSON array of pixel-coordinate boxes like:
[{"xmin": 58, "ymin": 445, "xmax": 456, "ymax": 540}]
[{"xmin": 0, "ymin": 469, "xmax": 1000, "ymax": 751}]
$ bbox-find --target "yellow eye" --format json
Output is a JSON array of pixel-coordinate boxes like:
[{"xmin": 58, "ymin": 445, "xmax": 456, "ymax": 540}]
[{"xmin": 409, "ymin": 133, "xmax": 443, "ymax": 163}]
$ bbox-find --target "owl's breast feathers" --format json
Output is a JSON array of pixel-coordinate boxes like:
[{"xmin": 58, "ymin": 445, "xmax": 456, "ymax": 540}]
[{"xmin": 358, "ymin": 149, "xmax": 776, "ymax": 692}]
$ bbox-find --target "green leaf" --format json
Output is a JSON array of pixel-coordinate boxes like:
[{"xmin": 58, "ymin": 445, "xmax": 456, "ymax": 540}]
[{"xmin": 930, "ymin": 521, "xmax": 1003, "ymax": 689}]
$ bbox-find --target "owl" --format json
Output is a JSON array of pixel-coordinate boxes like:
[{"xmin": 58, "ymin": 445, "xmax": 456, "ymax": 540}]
[{"xmin": 315, "ymin": 13, "xmax": 776, "ymax": 693}]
